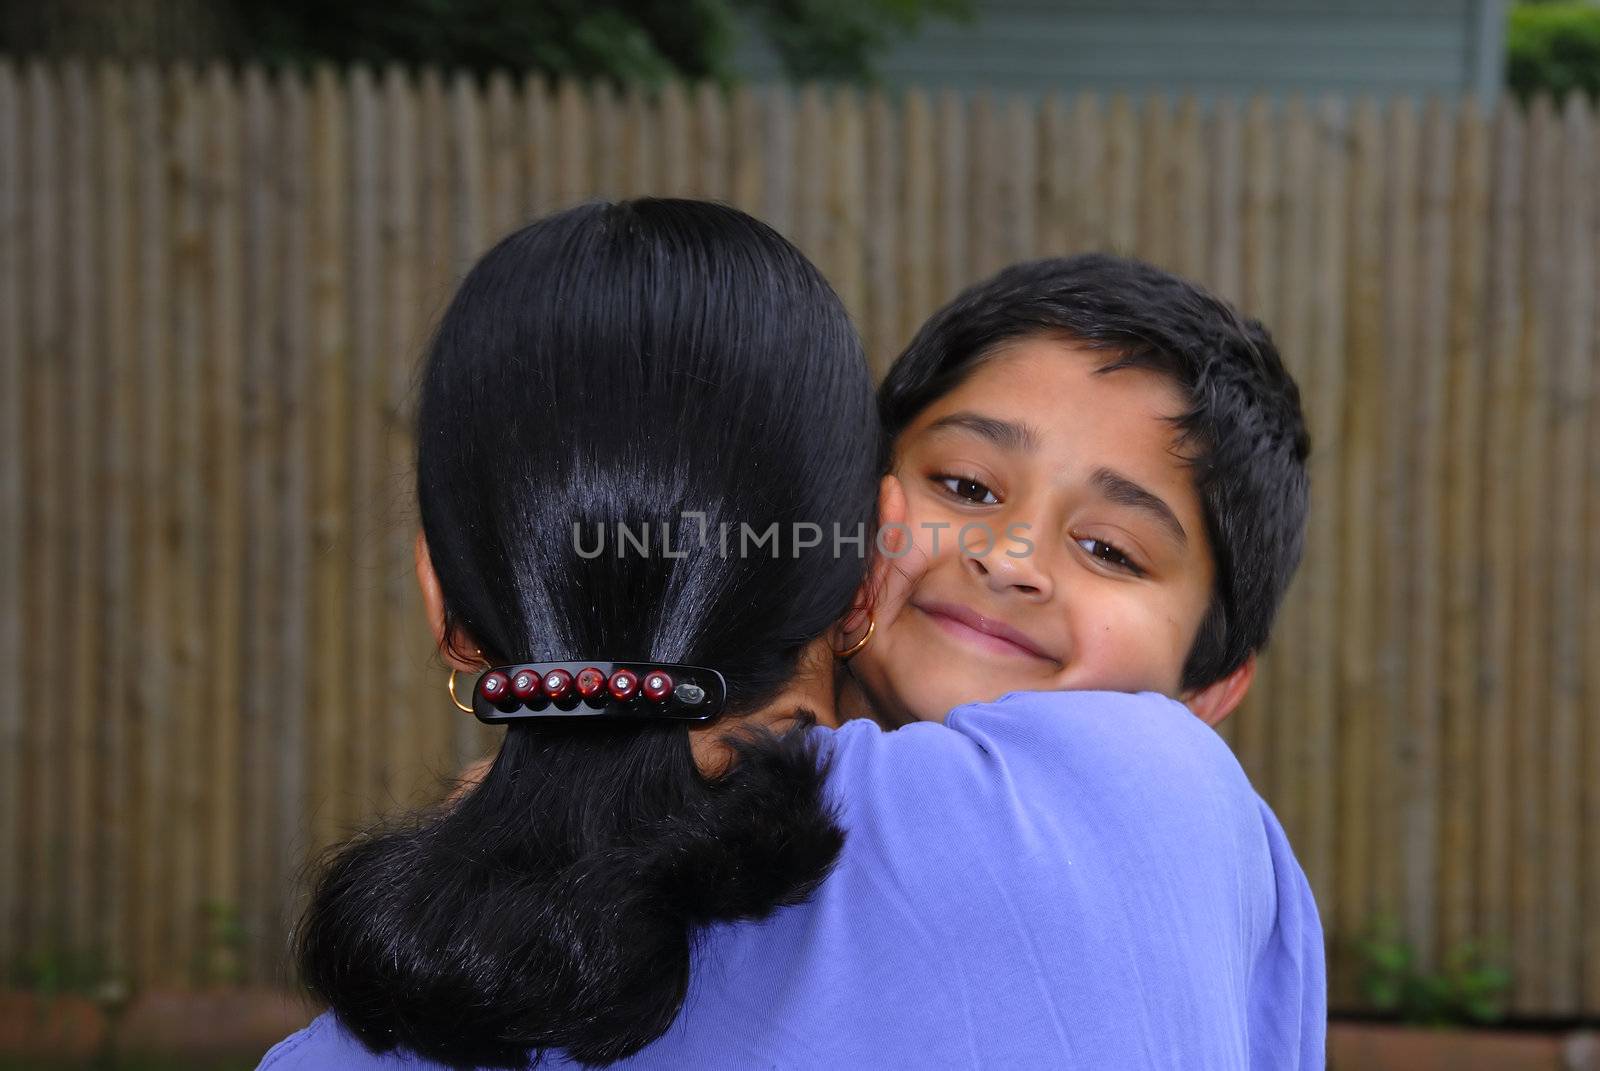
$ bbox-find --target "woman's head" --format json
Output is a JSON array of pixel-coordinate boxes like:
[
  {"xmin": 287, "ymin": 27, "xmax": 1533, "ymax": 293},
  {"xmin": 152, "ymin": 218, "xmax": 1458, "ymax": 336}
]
[
  {"xmin": 298, "ymin": 199, "xmax": 879, "ymax": 1068},
  {"xmin": 849, "ymin": 253, "xmax": 1308, "ymax": 728},
  {"xmin": 416, "ymin": 197, "xmax": 877, "ymax": 703}
]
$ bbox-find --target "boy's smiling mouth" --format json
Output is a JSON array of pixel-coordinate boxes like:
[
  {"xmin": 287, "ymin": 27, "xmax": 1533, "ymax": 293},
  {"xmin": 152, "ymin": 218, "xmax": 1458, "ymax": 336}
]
[{"xmin": 913, "ymin": 600, "xmax": 1059, "ymax": 664}]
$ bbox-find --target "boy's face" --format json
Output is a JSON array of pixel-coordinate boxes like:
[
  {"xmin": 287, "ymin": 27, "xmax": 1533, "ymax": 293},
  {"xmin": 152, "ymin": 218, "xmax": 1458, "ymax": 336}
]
[{"xmin": 848, "ymin": 335, "xmax": 1230, "ymax": 726}]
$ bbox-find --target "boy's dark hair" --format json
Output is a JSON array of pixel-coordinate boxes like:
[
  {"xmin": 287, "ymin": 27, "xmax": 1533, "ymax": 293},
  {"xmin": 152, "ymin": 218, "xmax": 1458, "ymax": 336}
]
[{"xmin": 878, "ymin": 253, "xmax": 1310, "ymax": 690}]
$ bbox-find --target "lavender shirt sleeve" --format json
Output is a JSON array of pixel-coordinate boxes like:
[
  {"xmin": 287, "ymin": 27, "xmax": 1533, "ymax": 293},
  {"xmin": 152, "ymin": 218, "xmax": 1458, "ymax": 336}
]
[{"xmin": 818, "ymin": 689, "xmax": 1327, "ymax": 1069}]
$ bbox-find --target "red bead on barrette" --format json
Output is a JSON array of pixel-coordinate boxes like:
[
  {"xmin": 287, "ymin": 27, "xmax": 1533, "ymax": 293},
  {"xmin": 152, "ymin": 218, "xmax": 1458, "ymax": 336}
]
[
  {"xmin": 542, "ymin": 668, "xmax": 574, "ymax": 700},
  {"xmin": 575, "ymin": 667, "xmax": 607, "ymax": 699},
  {"xmin": 641, "ymin": 670, "xmax": 673, "ymax": 702},
  {"xmin": 510, "ymin": 668, "xmax": 542, "ymax": 702},
  {"xmin": 479, "ymin": 670, "xmax": 513, "ymax": 705},
  {"xmin": 607, "ymin": 668, "xmax": 640, "ymax": 702}
]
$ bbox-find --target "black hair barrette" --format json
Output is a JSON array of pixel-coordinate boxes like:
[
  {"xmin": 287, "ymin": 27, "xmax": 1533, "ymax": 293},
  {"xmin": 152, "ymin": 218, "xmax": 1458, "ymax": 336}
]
[{"xmin": 462, "ymin": 661, "xmax": 726, "ymax": 725}]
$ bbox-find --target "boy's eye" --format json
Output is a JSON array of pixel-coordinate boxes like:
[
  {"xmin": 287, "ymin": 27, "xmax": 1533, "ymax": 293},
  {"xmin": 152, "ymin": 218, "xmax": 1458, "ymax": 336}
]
[
  {"xmin": 1076, "ymin": 536, "xmax": 1144, "ymax": 576},
  {"xmin": 935, "ymin": 475, "xmax": 999, "ymax": 505}
]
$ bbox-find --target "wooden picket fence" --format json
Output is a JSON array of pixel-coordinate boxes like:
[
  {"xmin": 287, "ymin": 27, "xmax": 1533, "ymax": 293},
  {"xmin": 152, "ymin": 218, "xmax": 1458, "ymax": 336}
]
[{"xmin": 1, "ymin": 57, "xmax": 1597, "ymax": 1019}]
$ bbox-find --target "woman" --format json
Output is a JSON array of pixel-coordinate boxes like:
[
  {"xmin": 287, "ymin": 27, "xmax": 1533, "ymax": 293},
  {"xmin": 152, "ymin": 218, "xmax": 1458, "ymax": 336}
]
[{"xmin": 260, "ymin": 199, "xmax": 1322, "ymax": 1069}]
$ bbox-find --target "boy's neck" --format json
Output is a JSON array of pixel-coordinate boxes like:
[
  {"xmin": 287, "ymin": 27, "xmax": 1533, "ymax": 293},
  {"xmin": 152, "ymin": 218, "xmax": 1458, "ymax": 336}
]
[{"xmin": 835, "ymin": 664, "xmax": 912, "ymax": 730}]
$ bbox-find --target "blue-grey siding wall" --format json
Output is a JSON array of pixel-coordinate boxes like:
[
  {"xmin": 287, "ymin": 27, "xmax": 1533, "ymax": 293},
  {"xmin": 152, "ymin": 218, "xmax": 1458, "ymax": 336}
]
[{"xmin": 735, "ymin": 0, "xmax": 1506, "ymax": 101}]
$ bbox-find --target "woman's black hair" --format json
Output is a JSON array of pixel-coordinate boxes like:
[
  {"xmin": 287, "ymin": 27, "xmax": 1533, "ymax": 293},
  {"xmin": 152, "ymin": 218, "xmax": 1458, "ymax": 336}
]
[
  {"xmin": 294, "ymin": 199, "xmax": 880, "ymax": 1068},
  {"xmin": 879, "ymin": 253, "xmax": 1309, "ymax": 691}
]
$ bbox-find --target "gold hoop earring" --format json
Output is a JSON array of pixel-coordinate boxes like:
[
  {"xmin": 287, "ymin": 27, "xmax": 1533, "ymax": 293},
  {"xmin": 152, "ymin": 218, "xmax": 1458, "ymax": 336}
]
[
  {"xmin": 444, "ymin": 644, "xmax": 486, "ymax": 714},
  {"xmin": 833, "ymin": 615, "xmax": 875, "ymax": 661},
  {"xmin": 447, "ymin": 666, "xmax": 475, "ymax": 713}
]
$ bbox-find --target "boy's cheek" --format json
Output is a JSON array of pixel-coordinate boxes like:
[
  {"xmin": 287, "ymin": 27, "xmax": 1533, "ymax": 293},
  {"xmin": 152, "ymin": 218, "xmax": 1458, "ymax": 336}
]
[
  {"xmin": 869, "ymin": 529, "xmax": 927, "ymax": 630},
  {"xmin": 864, "ymin": 474, "xmax": 921, "ymax": 604},
  {"xmin": 895, "ymin": 484, "xmax": 955, "ymax": 563}
]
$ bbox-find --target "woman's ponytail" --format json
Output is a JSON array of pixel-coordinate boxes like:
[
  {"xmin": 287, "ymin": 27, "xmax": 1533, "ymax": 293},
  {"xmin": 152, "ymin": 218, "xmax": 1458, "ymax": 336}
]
[{"xmin": 297, "ymin": 716, "xmax": 843, "ymax": 1067}]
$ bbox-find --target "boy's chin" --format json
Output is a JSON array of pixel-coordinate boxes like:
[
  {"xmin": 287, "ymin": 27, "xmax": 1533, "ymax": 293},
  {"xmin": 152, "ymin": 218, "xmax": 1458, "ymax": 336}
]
[{"xmin": 892, "ymin": 673, "xmax": 1030, "ymax": 723}]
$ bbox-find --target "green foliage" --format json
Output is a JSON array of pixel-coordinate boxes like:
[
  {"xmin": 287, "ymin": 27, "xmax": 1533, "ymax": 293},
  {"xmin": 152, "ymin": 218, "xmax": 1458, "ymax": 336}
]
[
  {"xmin": 235, "ymin": 0, "xmax": 732, "ymax": 86},
  {"xmin": 5, "ymin": 904, "xmax": 247, "ymax": 997},
  {"xmin": 1507, "ymin": 1, "xmax": 1600, "ymax": 104},
  {"xmin": 743, "ymin": 0, "xmax": 973, "ymax": 82},
  {"xmin": 1352, "ymin": 919, "xmax": 1511, "ymax": 1027},
  {"xmin": 203, "ymin": 0, "xmax": 971, "ymax": 86},
  {"xmin": 7, "ymin": 944, "xmax": 116, "ymax": 1001},
  {"xmin": 194, "ymin": 900, "xmax": 248, "ymax": 986}
]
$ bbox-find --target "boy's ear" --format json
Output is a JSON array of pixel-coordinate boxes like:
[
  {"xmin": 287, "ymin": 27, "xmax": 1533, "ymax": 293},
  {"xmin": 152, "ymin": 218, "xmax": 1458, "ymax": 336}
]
[
  {"xmin": 867, "ymin": 473, "xmax": 914, "ymax": 598},
  {"xmin": 831, "ymin": 474, "xmax": 912, "ymax": 648},
  {"xmin": 878, "ymin": 473, "xmax": 908, "ymax": 531},
  {"xmin": 1180, "ymin": 654, "xmax": 1256, "ymax": 727}
]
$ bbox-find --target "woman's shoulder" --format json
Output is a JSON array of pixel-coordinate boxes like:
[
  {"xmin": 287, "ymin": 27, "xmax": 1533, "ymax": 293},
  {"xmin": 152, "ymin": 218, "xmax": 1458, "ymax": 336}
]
[{"xmin": 256, "ymin": 1011, "xmax": 435, "ymax": 1070}]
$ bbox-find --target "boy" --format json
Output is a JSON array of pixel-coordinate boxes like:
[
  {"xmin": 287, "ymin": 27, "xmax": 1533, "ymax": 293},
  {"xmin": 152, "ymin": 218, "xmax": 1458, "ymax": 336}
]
[{"xmin": 840, "ymin": 252, "xmax": 1310, "ymax": 729}]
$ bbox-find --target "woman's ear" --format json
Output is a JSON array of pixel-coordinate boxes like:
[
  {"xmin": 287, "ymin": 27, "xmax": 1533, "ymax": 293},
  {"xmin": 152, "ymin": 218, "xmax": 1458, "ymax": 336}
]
[
  {"xmin": 413, "ymin": 530, "xmax": 482, "ymax": 671},
  {"xmin": 1179, "ymin": 654, "xmax": 1257, "ymax": 727}
]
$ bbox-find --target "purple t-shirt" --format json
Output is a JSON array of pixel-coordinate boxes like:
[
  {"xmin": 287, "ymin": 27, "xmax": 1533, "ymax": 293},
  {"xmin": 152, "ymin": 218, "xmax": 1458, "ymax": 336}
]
[{"xmin": 259, "ymin": 690, "xmax": 1326, "ymax": 1069}]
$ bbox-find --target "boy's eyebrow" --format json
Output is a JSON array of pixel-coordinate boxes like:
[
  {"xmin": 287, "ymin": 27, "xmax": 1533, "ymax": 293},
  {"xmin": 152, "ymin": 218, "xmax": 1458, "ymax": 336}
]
[
  {"xmin": 924, "ymin": 412, "xmax": 1039, "ymax": 453},
  {"xmin": 1091, "ymin": 468, "xmax": 1188, "ymax": 548}
]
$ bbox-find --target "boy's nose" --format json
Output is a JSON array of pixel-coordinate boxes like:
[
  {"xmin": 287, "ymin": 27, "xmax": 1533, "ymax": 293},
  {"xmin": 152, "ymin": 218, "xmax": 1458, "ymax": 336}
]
[{"xmin": 962, "ymin": 541, "xmax": 1053, "ymax": 601}]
